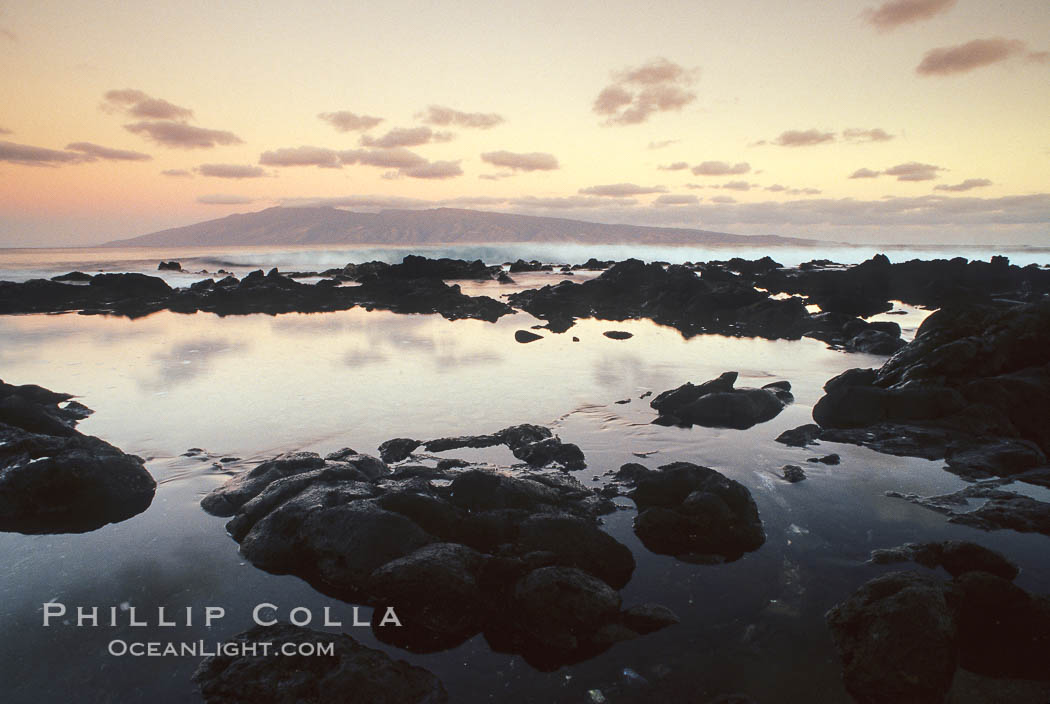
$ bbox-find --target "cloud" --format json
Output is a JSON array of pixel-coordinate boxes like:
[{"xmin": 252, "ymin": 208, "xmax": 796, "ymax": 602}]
[
  {"xmin": 917, "ymin": 37, "xmax": 1036, "ymax": 76},
  {"xmin": 103, "ymin": 89, "xmax": 194, "ymax": 121},
  {"xmin": 579, "ymin": 183, "xmax": 668, "ymax": 197},
  {"xmin": 648, "ymin": 140, "xmax": 679, "ymax": 150},
  {"xmin": 480, "ymin": 150, "xmax": 559, "ymax": 171},
  {"xmin": 197, "ymin": 194, "xmax": 254, "ymax": 205},
  {"xmin": 318, "ymin": 111, "xmax": 383, "ymax": 132},
  {"xmin": 884, "ymin": 161, "xmax": 944, "ymax": 181},
  {"xmin": 161, "ymin": 169, "xmax": 193, "ymax": 177},
  {"xmin": 259, "ymin": 146, "xmax": 341, "ymax": 168},
  {"xmin": 843, "ymin": 128, "xmax": 894, "ymax": 143},
  {"xmin": 721, "ymin": 181, "xmax": 753, "ymax": 191},
  {"xmin": 935, "ymin": 178, "xmax": 992, "ymax": 192},
  {"xmin": 593, "ymin": 58, "xmax": 698, "ymax": 126},
  {"xmin": 478, "ymin": 172, "xmax": 514, "ymax": 181},
  {"xmin": 771, "ymin": 129, "xmax": 836, "ymax": 147},
  {"xmin": 766, "ymin": 184, "xmax": 787, "ymax": 192},
  {"xmin": 420, "ymin": 105, "xmax": 504, "ymax": 129},
  {"xmin": 658, "ymin": 162, "xmax": 689, "ymax": 171},
  {"xmin": 282, "ymin": 195, "xmax": 432, "ymax": 209},
  {"xmin": 360, "ymin": 126, "xmax": 451, "ymax": 148},
  {"xmin": 691, "ymin": 161, "xmax": 750, "ymax": 176},
  {"xmin": 0, "ymin": 27, "xmax": 15, "ymax": 41},
  {"xmin": 0, "ymin": 127, "xmax": 12, "ymax": 135},
  {"xmin": 509, "ymin": 196, "xmax": 636, "ymax": 209},
  {"xmin": 400, "ymin": 160, "xmax": 463, "ymax": 180},
  {"xmin": 65, "ymin": 142, "xmax": 152, "ymax": 161},
  {"xmin": 789, "ymin": 187, "xmax": 823, "ymax": 195},
  {"xmin": 865, "ymin": 0, "xmax": 957, "ymax": 31},
  {"xmin": 654, "ymin": 194, "xmax": 700, "ymax": 206},
  {"xmin": 710, "ymin": 195, "xmax": 738, "ymax": 204},
  {"xmin": 124, "ymin": 121, "xmax": 243, "ymax": 149},
  {"xmin": 340, "ymin": 148, "xmax": 428, "ymax": 169},
  {"xmin": 849, "ymin": 168, "xmax": 882, "ymax": 179},
  {"xmin": 196, "ymin": 163, "xmax": 267, "ymax": 178},
  {"xmin": 0, "ymin": 140, "xmax": 88, "ymax": 166}
]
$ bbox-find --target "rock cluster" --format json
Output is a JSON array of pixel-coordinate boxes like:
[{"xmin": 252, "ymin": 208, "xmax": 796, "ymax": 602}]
[
  {"xmin": 377, "ymin": 424, "xmax": 586, "ymax": 470},
  {"xmin": 0, "ymin": 379, "xmax": 155, "ymax": 533},
  {"xmin": 200, "ymin": 431, "xmax": 677, "ymax": 669}
]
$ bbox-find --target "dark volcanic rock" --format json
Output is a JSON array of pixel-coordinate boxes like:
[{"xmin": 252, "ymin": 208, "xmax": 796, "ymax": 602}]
[
  {"xmin": 193, "ymin": 623, "xmax": 447, "ymax": 704},
  {"xmin": 825, "ymin": 571, "xmax": 958, "ymax": 704},
  {"xmin": 868, "ymin": 540, "xmax": 1019, "ymax": 581},
  {"xmin": 0, "ymin": 380, "xmax": 155, "ymax": 533},
  {"xmin": 506, "ymin": 258, "xmax": 814, "ymax": 340},
  {"xmin": 781, "ymin": 465, "xmax": 806, "ymax": 483},
  {"xmin": 378, "ymin": 438, "xmax": 421, "ymax": 463},
  {"xmin": 809, "ymin": 300, "xmax": 1050, "ymax": 479},
  {"xmin": 514, "ymin": 329, "xmax": 543, "ymax": 343},
  {"xmin": 404, "ymin": 423, "xmax": 585, "ymax": 470},
  {"xmin": 651, "ymin": 371, "xmax": 792, "ymax": 429},
  {"xmin": 775, "ymin": 423, "xmax": 823, "ymax": 447},
  {"xmin": 603, "ymin": 330, "xmax": 633, "ymax": 340},
  {"xmin": 157, "ymin": 260, "xmax": 182, "ymax": 271},
  {"xmin": 626, "ymin": 462, "xmax": 765, "ymax": 562}
]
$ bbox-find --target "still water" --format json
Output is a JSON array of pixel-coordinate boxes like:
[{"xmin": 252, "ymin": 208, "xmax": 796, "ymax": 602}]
[{"xmin": 1, "ymin": 252, "xmax": 1049, "ymax": 703}]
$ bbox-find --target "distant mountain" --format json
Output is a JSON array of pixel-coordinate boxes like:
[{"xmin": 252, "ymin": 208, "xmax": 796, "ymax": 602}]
[{"xmin": 105, "ymin": 206, "xmax": 818, "ymax": 247}]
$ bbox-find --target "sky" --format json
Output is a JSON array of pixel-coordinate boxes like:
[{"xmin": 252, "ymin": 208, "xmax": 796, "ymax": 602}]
[{"xmin": 0, "ymin": 0, "xmax": 1048, "ymax": 247}]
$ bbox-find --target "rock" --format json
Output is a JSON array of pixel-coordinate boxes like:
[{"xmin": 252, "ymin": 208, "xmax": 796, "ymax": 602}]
[
  {"xmin": 200, "ymin": 451, "xmax": 328, "ymax": 516},
  {"xmin": 808, "ymin": 454, "xmax": 840, "ymax": 465},
  {"xmin": 512, "ymin": 566, "xmax": 622, "ymax": 653},
  {"xmin": 51, "ymin": 271, "xmax": 93, "ymax": 282},
  {"xmin": 416, "ymin": 424, "xmax": 584, "ymax": 470},
  {"xmin": 0, "ymin": 380, "xmax": 155, "ymax": 533},
  {"xmin": 193, "ymin": 623, "xmax": 448, "ymax": 704},
  {"xmin": 628, "ymin": 462, "xmax": 765, "ymax": 562},
  {"xmin": 781, "ymin": 465, "xmax": 806, "ymax": 483},
  {"xmin": 603, "ymin": 330, "xmax": 633, "ymax": 340},
  {"xmin": 157, "ymin": 261, "xmax": 182, "ymax": 271},
  {"xmin": 616, "ymin": 463, "xmax": 652, "ymax": 482},
  {"xmin": 868, "ymin": 540, "xmax": 1019, "ymax": 581},
  {"xmin": 514, "ymin": 329, "xmax": 543, "ymax": 343},
  {"xmin": 775, "ymin": 423, "xmax": 823, "ymax": 447},
  {"xmin": 516, "ymin": 513, "xmax": 635, "ymax": 589},
  {"xmin": 378, "ymin": 438, "xmax": 421, "ymax": 463},
  {"xmin": 651, "ymin": 372, "xmax": 791, "ymax": 429},
  {"xmin": 825, "ymin": 571, "xmax": 957, "ymax": 704}
]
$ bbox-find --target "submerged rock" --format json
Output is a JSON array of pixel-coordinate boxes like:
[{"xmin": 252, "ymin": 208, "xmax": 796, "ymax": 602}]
[
  {"xmin": 398, "ymin": 423, "xmax": 586, "ymax": 470},
  {"xmin": 650, "ymin": 372, "xmax": 792, "ymax": 429},
  {"xmin": 868, "ymin": 540, "xmax": 1019, "ymax": 581},
  {"xmin": 193, "ymin": 623, "xmax": 448, "ymax": 704},
  {"xmin": 0, "ymin": 379, "xmax": 155, "ymax": 533}
]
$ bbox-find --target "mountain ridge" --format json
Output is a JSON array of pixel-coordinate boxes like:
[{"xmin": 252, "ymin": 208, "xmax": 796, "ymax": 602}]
[{"xmin": 104, "ymin": 206, "xmax": 821, "ymax": 247}]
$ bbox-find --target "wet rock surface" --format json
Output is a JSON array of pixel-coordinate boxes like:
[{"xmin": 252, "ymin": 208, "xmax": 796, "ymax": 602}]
[
  {"xmin": 868, "ymin": 540, "xmax": 1019, "ymax": 581},
  {"xmin": 0, "ymin": 379, "xmax": 156, "ymax": 533},
  {"xmin": 807, "ymin": 299, "xmax": 1050, "ymax": 480},
  {"xmin": 200, "ymin": 426, "xmax": 679, "ymax": 669},
  {"xmin": 193, "ymin": 623, "xmax": 448, "ymax": 704},
  {"xmin": 618, "ymin": 461, "xmax": 765, "ymax": 563},
  {"xmin": 409, "ymin": 424, "xmax": 586, "ymax": 470},
  {"xmin": 650, "ymin": 372, "xmax": 793, "ymax": 429},
  {"xmin": 0, "ymin": 258, "xmax": 514, "ymax": 322},
  {"xmin": 886, "ymin": 482, "xmax": 1050, "ymax": 537}
]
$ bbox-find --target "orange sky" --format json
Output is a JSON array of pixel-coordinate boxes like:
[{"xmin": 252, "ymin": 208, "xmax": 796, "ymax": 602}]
[{"xmin": 1, "ymin": 0, "xmax": 1048, "ymax": 246}]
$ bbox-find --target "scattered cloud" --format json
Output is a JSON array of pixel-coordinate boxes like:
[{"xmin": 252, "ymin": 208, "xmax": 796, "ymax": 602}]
[
  {"xmin": 197, "ymin": 194, "xmax": 254, "ymax": 205},
  {"xmin": 849, "ymin": 168, "xmax": 882, "ymax": 179},
  {"xmin": 865, "ymin": 0, "xmax": 957, "ymax": 31},
  {"xmin": 124, "ymin": 121, "xmax": 242, "ymax": 149},
  {"xmin": 400, "ymin": 160, "xmax": 463, "ymax": 180},
  {"xmin": 770, "ymin": 129, "xmax": 836, "ymax": 147},
  {"xmin": 692, "ymin": 161, "xmax": 750, "ymax": 176},
  {"xmin": 196, "ymin": 163, "xmax": 267, "ymax": 178},
  {"xmin": 360, "ymin": 126, "xmax": 451, "ymax": 148},
  {"xmin": 0, "ymin": 27, "xmax": 15, "ymax": 41},
  {"xmin": 508, "ymin": 196, "xmax": 636, "ymax": 209},
  {"xmin": 420, "ymin": 105, "xmax": 504, "ymax": 129},
  {"xmin": 103, "ymin": 89, "xmax": 194, "ymax": 121},
  {"xmin": 340, "ymin": 147, "xmax": 428, "ymax": 169},
  {"xmin": 884, "ymin": 161, "xmax": 944, "ymax": 181},
  {"xmin": 65, "ymin": 142, "xmax": 152, "ymax": 161},
  {"xmin": 648, "ymin": 140, "xmax": 679, "ymax": 150},
  {"xmin": 478, "ymin": 172, "xmax": 514, "ymax": 181},
  {"xmin": 790, "ymin": 187, "xmax": 823, "ymax": 195},
  {"xmin": 916, "ymin": 37, "xmax": 1039, "ymax": 76},
  {"xmin": 161, "ymin": 169, "xmax": 193, "ymax": 177},
  {"xmin": 721, "ymin": 181, "xmax": 753, "ymax": 191},
  {"xmin": 654, "ymin": 194, "xmax": 700, "ymax": 206},
  {"xmin": 259, "ymin": 146, "xmax": 341, "ymax": 168},
  {"xmin": 318, "ymin": 111, "xmax": 383, "ymax": 132},
  {"xmin": 579, "ymin": 183, "xmax": 668, "ymax": 197},
  {"xmin": 593, "ymin": 58, "xmax": 698, "ymax": 126},
  {"xmin": 766, "ymin": 184, "xmax": 787, "ymax": 192},
  {"xmin": 0, "ymin": 140, "xmax": 87, "ymax": 166},
  {"xmin": 0, "ymin": 127, "xmax": 12, "ymax": 135},
  {"xmin": 658, "ymin": 161, "xmax": 689, "ymax": 171},
  {"xmin": 843, "ymin": 128, "xmax": 894, "ymax": 143},
  {"xmin": 711, "ymin": 195, "xmax": 737, "ymax": 204},
  {"xmin": 480, "ymin": 150, "xmax": 559, "ymax": 171},
  {"xmin": 935, "ymin": 178, "xmax": 992, "ymax": 192}
]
